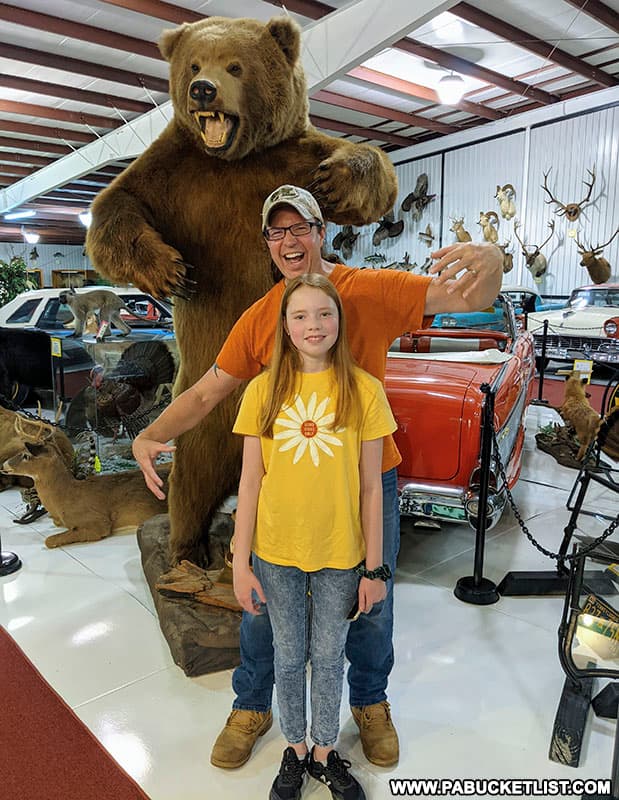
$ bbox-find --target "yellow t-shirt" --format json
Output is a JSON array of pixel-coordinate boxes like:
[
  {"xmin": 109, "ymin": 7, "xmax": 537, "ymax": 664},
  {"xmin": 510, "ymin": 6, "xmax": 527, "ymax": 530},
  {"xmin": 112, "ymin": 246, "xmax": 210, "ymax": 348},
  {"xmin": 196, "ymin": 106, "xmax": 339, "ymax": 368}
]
[
  {"xmin": 233, "ymin": 366, "xmax": 397, "ymax": 572},
  {"xmin": 217, "ymin": 264, "xmax": 432, "ymax": 473}
]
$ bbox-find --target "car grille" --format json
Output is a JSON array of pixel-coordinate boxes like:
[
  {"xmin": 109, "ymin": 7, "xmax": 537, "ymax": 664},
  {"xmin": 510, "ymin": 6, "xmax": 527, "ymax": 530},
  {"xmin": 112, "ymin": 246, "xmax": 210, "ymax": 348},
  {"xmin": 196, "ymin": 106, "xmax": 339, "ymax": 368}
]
[{"xmin": 534, "ymin": 334, "xmax": 613, "ymax": 353}]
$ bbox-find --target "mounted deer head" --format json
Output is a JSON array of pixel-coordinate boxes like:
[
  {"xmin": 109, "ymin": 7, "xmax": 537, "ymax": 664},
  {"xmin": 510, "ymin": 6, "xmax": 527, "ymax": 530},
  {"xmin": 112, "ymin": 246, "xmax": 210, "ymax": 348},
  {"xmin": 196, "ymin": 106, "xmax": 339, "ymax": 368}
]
[
  {"xmin": 449, "ymin": 217, "xmax": 472, "ymax": 242},
  {"xmin": 498, "ymin": 240, "xmax": 514, "ymax": 274},
  {"xmin": 575, "ymin": 227, "xmax": 619, "ymax": 285},
  {"xmin": 495, "ymin": 184, "xmax": 516, "ymax": 220},
  {"xmin": 513, "ymin": 220, "xmax": 555, "ymax": 284},
  {"xmin": 478, "ymin": 211, "xmax": 499, "ymax": 243},
  {"xmin": 541, "ymin": 166, "xmax": 596, "ymax": 222}
]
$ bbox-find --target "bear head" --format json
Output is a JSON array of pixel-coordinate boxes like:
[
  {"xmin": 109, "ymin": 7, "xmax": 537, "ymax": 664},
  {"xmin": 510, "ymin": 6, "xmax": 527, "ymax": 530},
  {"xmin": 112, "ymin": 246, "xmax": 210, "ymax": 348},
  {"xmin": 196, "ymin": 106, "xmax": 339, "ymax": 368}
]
[{"xmin": 159, "ymin": 16, "xmax": 310, "ymax": 161}]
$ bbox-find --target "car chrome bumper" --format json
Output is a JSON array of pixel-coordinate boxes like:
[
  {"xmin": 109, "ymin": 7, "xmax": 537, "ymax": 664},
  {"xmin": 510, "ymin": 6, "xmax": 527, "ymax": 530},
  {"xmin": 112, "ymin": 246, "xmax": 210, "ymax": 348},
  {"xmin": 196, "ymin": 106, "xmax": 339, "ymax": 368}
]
[{"xmin": 398, "ymin": 482, "xmax": 505, "ymax": 530}]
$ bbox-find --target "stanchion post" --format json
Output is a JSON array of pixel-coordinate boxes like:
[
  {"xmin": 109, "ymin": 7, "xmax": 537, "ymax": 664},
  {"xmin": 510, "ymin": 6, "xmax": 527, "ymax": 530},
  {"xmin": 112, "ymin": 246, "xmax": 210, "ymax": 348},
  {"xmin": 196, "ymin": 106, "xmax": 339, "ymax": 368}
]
[
  {"xmin": 454, "ymin": 383, "xmax": 499, "ymax": 605},
  {"xmin": 537, "ymin": 319, "xmax": 549, "ymax": 403}
]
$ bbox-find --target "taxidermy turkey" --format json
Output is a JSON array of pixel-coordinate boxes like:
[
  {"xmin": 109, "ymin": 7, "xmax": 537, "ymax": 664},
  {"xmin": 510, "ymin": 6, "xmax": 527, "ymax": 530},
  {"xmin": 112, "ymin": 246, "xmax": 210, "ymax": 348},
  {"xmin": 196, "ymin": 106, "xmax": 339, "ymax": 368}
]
[{"xmin": 65, "ymin": 340, "xmax": 176, "ymax": 439}]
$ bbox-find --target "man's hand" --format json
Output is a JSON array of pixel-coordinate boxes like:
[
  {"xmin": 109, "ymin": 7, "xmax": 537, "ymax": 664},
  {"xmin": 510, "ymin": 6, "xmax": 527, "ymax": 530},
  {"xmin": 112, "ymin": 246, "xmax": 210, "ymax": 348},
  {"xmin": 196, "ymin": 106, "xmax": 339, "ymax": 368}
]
[
  {"xmin": 429, "ymin": 242, "xmax": 502, "ymax": 297},
  {"xmin": 132, "ymin": 434, "xmax": 175, "ymax": 499}
]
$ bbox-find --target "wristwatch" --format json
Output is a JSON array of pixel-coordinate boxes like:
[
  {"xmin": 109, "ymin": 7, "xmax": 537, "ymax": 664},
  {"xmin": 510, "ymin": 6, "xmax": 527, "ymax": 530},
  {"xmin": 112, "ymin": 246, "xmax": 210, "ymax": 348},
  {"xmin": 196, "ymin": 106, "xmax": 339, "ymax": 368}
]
[{"xmin": 355, "ymin": 562, "xmax": 392, "ymax": 581}]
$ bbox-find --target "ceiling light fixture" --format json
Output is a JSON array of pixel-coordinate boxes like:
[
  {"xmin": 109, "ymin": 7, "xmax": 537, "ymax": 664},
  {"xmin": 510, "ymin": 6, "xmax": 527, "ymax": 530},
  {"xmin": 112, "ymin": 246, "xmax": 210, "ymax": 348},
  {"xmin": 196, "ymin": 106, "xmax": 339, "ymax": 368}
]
[
  {"xmin": 21, "ymin": 226, "xmax": 40, "ymax": 244},
  {"xmin": 4, "ymin": 209, "xmax": 36, "ymax": 221},
  {"xmin": 78, "ymin": 211, "xmax": 92, "ymax": 228},
  {"xmin": 437, "ymin": 72, "xmax": 465, "ymax": 106}
]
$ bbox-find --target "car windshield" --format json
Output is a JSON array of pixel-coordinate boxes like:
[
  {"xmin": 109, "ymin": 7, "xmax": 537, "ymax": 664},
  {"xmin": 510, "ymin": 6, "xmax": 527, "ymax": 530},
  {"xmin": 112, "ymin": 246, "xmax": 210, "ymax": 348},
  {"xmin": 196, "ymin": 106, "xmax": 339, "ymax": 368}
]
[
  {"xmin": 431, "ymin": 296, "xmax": 511, "ymax": 334},
  {"xmin": 568, "ymin": 288, "xmax": 619, "ymax": 310}
]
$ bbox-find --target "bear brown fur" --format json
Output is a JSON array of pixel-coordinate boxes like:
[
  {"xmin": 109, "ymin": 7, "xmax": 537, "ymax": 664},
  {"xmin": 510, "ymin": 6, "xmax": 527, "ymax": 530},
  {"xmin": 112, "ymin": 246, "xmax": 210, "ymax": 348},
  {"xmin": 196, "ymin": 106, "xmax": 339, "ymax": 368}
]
[{"xmin": 86, "ymin": 15, "xmax": 397, "ymax": 566}]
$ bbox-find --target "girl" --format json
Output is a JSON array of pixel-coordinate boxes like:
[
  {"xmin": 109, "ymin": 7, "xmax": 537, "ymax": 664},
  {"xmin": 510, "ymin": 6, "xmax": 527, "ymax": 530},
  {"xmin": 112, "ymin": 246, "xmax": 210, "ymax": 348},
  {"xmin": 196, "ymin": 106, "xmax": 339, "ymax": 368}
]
[{"xmin": 232, "ymin": 273, "xmax": 396, "ymax": 800}]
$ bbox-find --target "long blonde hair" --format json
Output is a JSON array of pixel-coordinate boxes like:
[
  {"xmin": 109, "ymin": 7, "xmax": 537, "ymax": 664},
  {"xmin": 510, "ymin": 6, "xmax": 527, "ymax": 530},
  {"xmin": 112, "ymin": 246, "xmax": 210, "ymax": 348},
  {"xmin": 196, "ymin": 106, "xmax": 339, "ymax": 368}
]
[{"xmin": 259, "ymin": 274, "xmax": 361, "ymax": 437}]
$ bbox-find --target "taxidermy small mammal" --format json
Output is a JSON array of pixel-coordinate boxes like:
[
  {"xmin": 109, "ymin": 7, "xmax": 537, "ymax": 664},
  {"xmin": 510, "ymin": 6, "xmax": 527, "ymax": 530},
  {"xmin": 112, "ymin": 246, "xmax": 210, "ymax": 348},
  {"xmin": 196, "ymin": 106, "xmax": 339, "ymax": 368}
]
[
  {"xmin": 558, "ymin": 372, "xmax": 601, "ymax": 461},
  {"xmin": 3, "ymin": 417, "xmax": 169, "ymax": 548},
  {"xmin": 59, "ymin": 288, "xmax": 132, "ymax": 339},
  {"xmin": 450, "ymin": 217, "xmax": 472, "ymax": 242}
]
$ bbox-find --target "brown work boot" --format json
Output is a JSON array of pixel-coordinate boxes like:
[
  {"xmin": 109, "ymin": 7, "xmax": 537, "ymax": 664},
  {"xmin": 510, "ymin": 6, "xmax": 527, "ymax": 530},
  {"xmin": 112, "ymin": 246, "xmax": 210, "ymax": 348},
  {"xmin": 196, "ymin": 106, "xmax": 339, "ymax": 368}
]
[
  {"xmin": 351, "ymin": 701, "xmax": 399, "ymax": 767},
  {"xmin": 210, "ymin": 709, "xmax": 273, "ymax": 769}
]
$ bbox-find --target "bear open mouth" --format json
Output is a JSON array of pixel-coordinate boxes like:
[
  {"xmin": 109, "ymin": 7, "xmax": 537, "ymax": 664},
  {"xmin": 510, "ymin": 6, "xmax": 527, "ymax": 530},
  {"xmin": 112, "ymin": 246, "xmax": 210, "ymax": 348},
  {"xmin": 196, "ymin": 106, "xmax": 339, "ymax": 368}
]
[{"xmin": 192, "ymin": 110, "xmax": 238, "ymax": 151}]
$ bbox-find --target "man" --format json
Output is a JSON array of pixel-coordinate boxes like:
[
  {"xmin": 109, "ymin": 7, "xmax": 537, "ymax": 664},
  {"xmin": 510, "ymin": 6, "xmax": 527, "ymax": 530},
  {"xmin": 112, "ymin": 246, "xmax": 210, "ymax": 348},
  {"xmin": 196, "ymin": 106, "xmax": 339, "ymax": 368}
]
[{"xmin": 133, "ymin": 185, "xmax": 502, "ymax": 770}]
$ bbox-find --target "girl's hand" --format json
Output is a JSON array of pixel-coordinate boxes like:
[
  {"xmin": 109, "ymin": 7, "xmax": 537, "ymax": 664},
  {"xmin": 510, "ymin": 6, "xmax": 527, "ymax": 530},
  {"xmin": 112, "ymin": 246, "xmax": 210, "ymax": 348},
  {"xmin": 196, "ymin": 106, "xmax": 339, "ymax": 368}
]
[
  {"xmin": 132, "ymin": 434, "xmax": 176, "ymax": 500},
  {"xmin": 233, "ymin": 567, "xmax": 267, "ymax": 615},
  {"xmin": 358, "ymin": 576, "xmax": 386, "ymax": 614}
]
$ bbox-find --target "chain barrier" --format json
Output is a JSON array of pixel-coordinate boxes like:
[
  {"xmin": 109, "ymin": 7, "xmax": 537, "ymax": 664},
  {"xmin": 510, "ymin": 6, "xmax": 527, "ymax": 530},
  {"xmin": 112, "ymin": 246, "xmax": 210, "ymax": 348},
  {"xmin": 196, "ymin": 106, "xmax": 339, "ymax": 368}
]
[{"xmin": 492, "ymin": 427, "xmax": 618, "ymax": 562}]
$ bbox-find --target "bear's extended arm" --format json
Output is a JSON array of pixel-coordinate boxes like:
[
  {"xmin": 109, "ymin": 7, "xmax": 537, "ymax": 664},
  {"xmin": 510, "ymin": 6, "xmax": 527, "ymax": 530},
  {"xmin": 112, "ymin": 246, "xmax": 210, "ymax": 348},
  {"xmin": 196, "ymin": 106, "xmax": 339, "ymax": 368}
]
[
  {"xmin": 304, "ymin": 132, "xmax": 398, "ymax": 226},
  {"xmin": 86, "ymin": 162, "xmax": 195, "ymax": 300}
]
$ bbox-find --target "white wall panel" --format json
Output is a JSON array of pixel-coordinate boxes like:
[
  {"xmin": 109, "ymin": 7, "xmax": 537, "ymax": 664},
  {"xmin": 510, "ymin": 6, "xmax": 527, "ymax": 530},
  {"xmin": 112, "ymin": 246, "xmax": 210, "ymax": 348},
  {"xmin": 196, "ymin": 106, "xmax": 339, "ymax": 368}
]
[
  {"xmin": 442, "ymin": 132, "xmax": 526, "ymax": 285},
  {"xmin": 526, "ymin": 105, "xmax": 619, "ymax": 295}
]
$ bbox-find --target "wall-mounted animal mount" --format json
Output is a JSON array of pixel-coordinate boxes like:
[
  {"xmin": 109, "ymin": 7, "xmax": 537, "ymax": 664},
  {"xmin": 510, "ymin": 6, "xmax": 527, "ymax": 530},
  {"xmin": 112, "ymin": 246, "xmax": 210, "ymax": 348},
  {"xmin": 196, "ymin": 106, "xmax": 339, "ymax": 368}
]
[
  {"xmin": 514, "ymin": 219, "xmax": 555, "ymax": 284},
  {"xmin": 495, "ymin": 184, "xmax": 516, "ymax": 220},
  {"xmin": 449, "ymin": 217, "xmax": 472, "ymax": 242},
  {"xmin": 478, "ymin": 211, "xmax": 499, "ymax": 243},
  {"xmin": 541, "ymin": 166, "xmax": 596, "ymax": 222},
  {"xmin": 575, "ymin": 227, "xmax": 619, "ymax": 285},
  {"xmin": 364, "ymin": 252, "xmax": 386, "ymax": 268},
  {"xmin": 498, "ymin": 241, "xmax": 514, "ymax": 274},
  {"xmin": 59, "ymin": 288, "xmax": 132, "ymax": 340},
  {"xmin": 372, "ymin": 211, "xmax": 404, "ymax": 246},
  {"xmin": 2, "ymin": 416, "xmax": 169, "ymax": 548},
  {"xmin": 418, "ymin": 224, "xmax": 434, "ymax": 247},
  {"xmin": 401, "ymin": 173, "xmax": 436, "ymax": 221}
]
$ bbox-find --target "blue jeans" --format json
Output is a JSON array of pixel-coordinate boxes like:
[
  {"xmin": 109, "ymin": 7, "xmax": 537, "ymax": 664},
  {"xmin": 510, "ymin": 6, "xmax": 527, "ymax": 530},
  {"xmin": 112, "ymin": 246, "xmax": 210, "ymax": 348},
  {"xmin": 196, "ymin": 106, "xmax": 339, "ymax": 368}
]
[
  {"xmin": 252, "ymin": 555, "xmax": 358, "ymax": 746},
  {"xmin": 232, "ymin": 468, "xmax": 400, "ymax": 712}
]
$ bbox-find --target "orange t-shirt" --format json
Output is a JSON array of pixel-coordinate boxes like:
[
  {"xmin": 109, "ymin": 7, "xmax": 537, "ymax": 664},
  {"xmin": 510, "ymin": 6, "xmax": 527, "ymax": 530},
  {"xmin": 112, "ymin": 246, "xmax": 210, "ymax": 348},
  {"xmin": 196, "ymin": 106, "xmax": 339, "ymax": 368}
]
[{"xmin": 217, "ymin": 264, "xmax": 432, "ymax": 471}]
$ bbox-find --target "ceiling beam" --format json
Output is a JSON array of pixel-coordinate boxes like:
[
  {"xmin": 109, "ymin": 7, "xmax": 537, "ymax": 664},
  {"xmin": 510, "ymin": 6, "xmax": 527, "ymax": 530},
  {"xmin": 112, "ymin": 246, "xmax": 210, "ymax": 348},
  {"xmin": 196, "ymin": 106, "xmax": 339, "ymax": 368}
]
[
  {"xmin": 346, "ymin": 66, "xmax": 504, "ymax": 119},
  {"xmin": 262, "ymin": 0, "xmax": 331, "ymax": 19},
  {"xmin": 0, "ymin": 150, "xmax": 54, "ymax": 167},
  {"xmin": 310, "ymin": 114, "xmax": 415, "ymax": 146},
  {"xmin": 399, "ymin": 38, "xmax": 560, "ymax": 104},
  {"xmin": 312, "ymin": 89, "xmax": 460, "ymax": 133},
  {"xmin": 0, "ymin": 42, "xmax": 168, "ymax": 93},
  {"xmin": 562, "ymin": 0, "xmax": 619, "ymax": 36},
  {"xmin": 0, "ymin": 164, "xmax": 36, "ymax": 177},
  {"xmin": 451, "ymin": 2, "xmax": 617, "ymax": 88},
  {"xmin": 0, "ymin": 136, "xmax": 72, "ymax": 155},
  {"xmin": 97, "ymin": 0, "xmax": 204, "ymax": 25},
  {"xmin": 0, "ymin": 100, "xmax": 123, "ymax": 129},
  {"xmin": 0, "ymin": 2, "xmax": 161, "ymax": 60},
  {"xmin": 0, "ymin": 74, "xmax": 154, "ymax": 114},
  {"xmin": 301, "ymin": 0, "xmax": 457, "ymax": 92},
  {"xmin": 0, "ymin": 120, "xmax": 96, "ymax": 143}
]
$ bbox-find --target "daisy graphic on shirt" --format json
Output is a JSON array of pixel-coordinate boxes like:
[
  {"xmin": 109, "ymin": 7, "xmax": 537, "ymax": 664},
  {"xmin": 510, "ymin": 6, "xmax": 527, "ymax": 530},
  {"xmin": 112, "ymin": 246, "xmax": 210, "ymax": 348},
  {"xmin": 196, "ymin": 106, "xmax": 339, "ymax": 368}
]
[{"xmin": 274, "ymin": 391, "xmax": 344, "ymax": 466}]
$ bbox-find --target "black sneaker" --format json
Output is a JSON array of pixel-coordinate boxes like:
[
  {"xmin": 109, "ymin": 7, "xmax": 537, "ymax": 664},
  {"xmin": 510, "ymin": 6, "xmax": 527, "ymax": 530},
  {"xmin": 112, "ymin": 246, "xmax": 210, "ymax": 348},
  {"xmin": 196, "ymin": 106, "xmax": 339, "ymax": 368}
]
[
  {"xmin": 269, "ymin": 747, "xmax": 307, "ymax": 800},
  {"xmin": 307, "ymin": 748, "xmax": 366, "ymax": 800}
]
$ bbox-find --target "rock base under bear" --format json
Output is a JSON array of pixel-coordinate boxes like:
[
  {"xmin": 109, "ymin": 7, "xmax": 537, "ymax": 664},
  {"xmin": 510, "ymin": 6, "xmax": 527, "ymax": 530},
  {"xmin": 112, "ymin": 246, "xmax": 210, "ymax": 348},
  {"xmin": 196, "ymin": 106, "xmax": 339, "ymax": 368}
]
[{"xmin": 138, "ymin": 513, "xmax": 241, "ymax": 677}]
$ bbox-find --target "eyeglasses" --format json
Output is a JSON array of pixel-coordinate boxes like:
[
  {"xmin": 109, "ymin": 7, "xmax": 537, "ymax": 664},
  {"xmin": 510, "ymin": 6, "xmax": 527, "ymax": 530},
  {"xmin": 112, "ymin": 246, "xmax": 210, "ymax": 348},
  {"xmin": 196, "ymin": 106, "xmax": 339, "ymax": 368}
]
[{"xmin": 263, "ymin": 221, "xmax": 322, "ymax": 241}]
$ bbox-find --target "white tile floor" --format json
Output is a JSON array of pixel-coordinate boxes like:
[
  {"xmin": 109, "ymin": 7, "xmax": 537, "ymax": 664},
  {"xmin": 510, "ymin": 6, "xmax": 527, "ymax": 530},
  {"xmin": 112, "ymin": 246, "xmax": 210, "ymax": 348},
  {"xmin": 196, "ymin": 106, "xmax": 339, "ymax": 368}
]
[{"xmin": 1, "ymin": 405, "xmax": 617, "ymax": 800}]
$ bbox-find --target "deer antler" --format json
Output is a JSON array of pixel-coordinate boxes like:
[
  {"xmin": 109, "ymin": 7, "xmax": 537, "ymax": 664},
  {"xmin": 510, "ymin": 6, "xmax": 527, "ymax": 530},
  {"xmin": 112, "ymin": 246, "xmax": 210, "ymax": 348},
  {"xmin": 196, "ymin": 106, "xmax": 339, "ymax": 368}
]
[
  {"xmin": 14, "ymin": 414, "xmax": 56, "ymax": 444},
  {"xmin": 598, "ymin": 226, "xmax": 619, "ymax": 252},
  {"xmin": 541, "ymin": 166, "xmax": 596, "ymax": 221},
  {"xmin": 513, "ymin": 220, "xmax": 527, "ymax": 253},
  {"xmin": 538, "ymin": 219, "xmax": 556, "ymax": 251}
]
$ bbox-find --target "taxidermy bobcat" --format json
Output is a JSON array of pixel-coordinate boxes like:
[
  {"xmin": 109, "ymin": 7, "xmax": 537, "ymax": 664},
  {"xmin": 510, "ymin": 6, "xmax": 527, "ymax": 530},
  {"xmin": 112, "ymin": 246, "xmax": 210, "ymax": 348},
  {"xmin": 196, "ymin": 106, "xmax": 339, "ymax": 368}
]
[{"xmin": 558, "ymin": 372, "xmax": 601, "ymax": 461}]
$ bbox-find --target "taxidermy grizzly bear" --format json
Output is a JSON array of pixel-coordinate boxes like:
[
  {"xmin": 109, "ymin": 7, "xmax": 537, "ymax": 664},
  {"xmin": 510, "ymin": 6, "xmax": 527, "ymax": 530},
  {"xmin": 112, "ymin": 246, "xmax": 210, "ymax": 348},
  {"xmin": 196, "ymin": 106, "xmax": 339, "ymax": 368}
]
[{"xmin": 86, "ymin": 15, "xmax": 397, "ymax": 566}]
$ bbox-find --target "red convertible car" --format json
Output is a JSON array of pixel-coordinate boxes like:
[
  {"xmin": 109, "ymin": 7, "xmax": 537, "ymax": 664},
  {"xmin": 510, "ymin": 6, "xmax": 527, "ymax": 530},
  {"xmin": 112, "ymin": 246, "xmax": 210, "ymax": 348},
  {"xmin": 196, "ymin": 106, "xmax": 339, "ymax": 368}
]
[{"xmin": 385, "ymin": 294, "xmax": 535, "ymax": 530}]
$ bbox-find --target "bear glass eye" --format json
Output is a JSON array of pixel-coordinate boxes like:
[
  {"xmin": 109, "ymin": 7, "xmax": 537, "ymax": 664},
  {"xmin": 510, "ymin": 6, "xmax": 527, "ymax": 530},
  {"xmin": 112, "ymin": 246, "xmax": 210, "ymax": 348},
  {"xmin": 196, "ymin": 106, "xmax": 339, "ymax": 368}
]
[
  {"xmin": 191, "ymin": 64, "xmax": 200, "ymax": 74},
  {"xmin": 227, "ymin": 62, "xmax": 242, "ymax": 76}
]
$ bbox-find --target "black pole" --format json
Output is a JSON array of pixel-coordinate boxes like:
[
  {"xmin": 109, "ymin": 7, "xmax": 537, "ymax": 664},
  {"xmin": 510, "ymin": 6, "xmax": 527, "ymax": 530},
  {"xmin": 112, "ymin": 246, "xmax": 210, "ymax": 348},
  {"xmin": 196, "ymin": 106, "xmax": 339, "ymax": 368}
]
[
  {"xmin": 538, "ymin": 319, "xmax": 549, "ymax": 400},
  {"xmin": 454, "ymin": 383, "xmax": 499, "ymax": 605}
]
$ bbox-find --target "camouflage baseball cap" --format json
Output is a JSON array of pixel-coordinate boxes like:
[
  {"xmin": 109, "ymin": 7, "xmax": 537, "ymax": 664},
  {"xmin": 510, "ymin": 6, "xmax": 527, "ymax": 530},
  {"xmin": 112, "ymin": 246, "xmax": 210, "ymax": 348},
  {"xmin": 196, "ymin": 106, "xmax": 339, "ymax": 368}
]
[{"xmin": 262, "ymin": 185, "xmax": 323, "ymax": 230}]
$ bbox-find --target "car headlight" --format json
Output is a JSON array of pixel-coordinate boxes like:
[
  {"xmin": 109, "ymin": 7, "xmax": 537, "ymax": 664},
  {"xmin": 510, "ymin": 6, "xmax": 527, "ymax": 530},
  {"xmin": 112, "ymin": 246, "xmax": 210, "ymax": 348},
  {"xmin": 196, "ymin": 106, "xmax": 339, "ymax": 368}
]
[{"xmin": 604, "ymin": 317, "xmax": 619, "ymax": 338}]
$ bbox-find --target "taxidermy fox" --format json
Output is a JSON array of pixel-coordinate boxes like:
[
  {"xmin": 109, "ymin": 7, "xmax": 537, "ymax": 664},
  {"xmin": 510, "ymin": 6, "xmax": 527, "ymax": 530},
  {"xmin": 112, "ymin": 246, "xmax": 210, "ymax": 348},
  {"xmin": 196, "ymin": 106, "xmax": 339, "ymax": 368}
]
[{"xmin": 558, "ymin": 372, "xmax": 601, "ymax": 461}]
